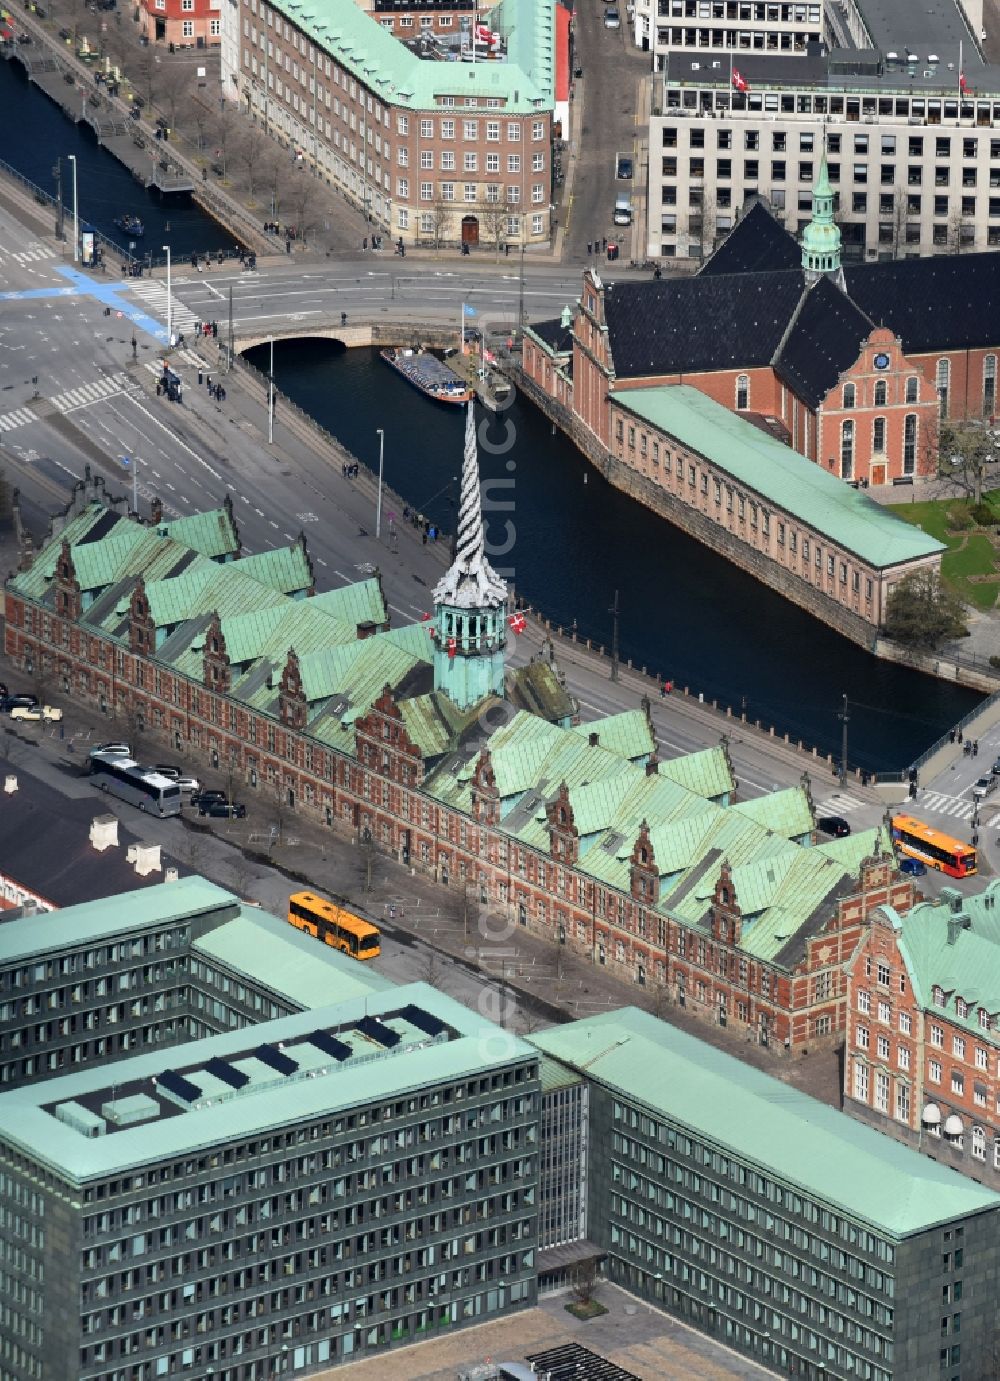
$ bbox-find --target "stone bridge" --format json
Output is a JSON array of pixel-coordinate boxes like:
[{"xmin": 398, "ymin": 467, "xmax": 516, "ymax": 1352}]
[{"xmin": 233, "ymin": 317, "xmax": 459, "ymax": 354}]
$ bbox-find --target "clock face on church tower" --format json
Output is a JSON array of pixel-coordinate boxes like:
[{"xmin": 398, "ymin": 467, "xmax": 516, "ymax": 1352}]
[{"xmin": 873, "ymin": 352, "xmax": 890, "ymax": 370}]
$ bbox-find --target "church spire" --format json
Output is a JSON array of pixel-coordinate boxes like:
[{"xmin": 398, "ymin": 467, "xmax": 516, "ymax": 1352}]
[
  {"xmin": 433, "ymin": 403, "xmax": 507, "ymax": 611},
  {"xmin": 800, "ymin": 154, "xmax": 843, "ymax": 286},
  {"xmin": 431, "ymin": 403, "xmax": 508, "ymax": 709}
]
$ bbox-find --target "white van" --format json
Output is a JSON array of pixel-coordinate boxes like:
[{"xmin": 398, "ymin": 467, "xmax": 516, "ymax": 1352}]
[{"xmin": 613, "ymin": 194, "xmax": 633, "ymax": 226}]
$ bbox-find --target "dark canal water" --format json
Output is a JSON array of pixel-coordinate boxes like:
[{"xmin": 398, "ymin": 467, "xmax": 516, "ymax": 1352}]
[
  {"xmin": 0, "ymin": 56, "xmax": 238, "ymax": 260},
  {"xmin": 247, "ymin": 338, "xmax": 984, "ymax": 775}
]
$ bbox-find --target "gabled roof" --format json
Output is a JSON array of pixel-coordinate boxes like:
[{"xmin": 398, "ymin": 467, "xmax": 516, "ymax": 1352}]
[
  {"xmin": 893, "ymin": 881, "xmax": 1000, "ymax": 1036},
  {"xmin": 699, "ymin": 200, "xmax": 803, "ymax": 277},
  {"xmin": 309, "ymin": 578, "xmax": 387, "ymax": 629},
  {"xmin": 844, "ymin": 254, "xmax": 1000, "ymax": 353},
  {"xmin": 570, "ymin": 709, "xmax": 655, "ymax": 762},
  {"xmin": 774, "ymin": 276, "xmax": 876, "ymax": 410},
  {"xmin": 526, "ymin": 317, "xmax": 574, "ymax": 355},
  {"xmin": 235, "ymin": 545, "xmax": 313, "ymax": 597},
  {"xmin": 529, "ymin": 1008, "xmax": 1000, "ymax": 1238},
  {"xmin": 157, "ymin": 506, "xmax": 239, "ymax": 561},
  {"xmin": 604, "ymin": 272, "xmax": 805, "ymax": 378}
]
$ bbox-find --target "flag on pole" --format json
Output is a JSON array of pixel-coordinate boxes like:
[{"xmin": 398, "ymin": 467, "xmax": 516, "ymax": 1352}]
[
  {"xmin": 960, "ymin": 69, "xmax": 970, "ymax": 95},
  {"xmin": 508, "ymin": 612, "xmax": 527, "ymax": 635},
  {"xmin": 732, "ymin": 68, "xmax": 749, "ymax": 93},
  {"xmin": 447, "ymin": 637, "xmax": 457, "ymax": 658},
  {"xmin": 463, "ymin": 304, "xmax": 478, "ymax": 317}
]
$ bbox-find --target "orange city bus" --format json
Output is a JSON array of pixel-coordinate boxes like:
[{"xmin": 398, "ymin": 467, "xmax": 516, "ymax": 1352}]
[
  {"xmin": 287, "ymin": 890, "xmax": 382, "ymax": 960},
  {"xmin": 891, "ymin": 814, "xmax": 977, "ymax": 879}
]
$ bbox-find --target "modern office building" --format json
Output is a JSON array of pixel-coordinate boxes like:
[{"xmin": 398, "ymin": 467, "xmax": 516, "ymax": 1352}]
[
  {"xmin": 845, "ymin": 879, "xmax": 1000, "ymax": 1190},
  {"xmin": 0, "ymin": 882, "xmax": 540, "ymax": 1381},
  {"xmin": 219, "ymin": 0, "xmax": 556, "ymax": 245},
  {"xmin": 649, "ymin": 41, "xmax": 1000, "ymax": 262},
  {"xmin": 530, "ymin": 1006, "xmax": 1000, "ymax": 1381}
]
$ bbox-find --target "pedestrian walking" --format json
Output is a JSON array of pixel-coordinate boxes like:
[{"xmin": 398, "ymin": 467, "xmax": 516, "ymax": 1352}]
[
  {"xmin": 950, "ymin": 728, "xmax": 956, "ymax": 744},
  {"xmin": 587, "ymin": 241, "xmax": 592, "ymax": 255},
  {"xmin": 206, "ymin": 375, "xmax": 212, "ymax": 391},
  {"xmin": 422, "ymin": 531, "xmax": 428, "ymax": 545},
  {"xmin": 198, "ymin": 369, "xmax": 203, "ymax": 386},
  {"xmin": 974, "ymin": 740, "xmax": 979, "ymax": 757},
  {"xmin": 958, "ymin": 729, "xmax": 964, "ymax": 744},
  {"xmin": 363, "ymin": 237, "xmax": 368, "ymax": 252}
]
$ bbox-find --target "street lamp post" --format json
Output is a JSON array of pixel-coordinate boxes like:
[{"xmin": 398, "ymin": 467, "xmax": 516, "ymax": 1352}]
[
  {"xmin": 122, "ymin": 455, "xmax": 138, "ymax": 515},
  {"xmin": 68, "ymin": 155, "xmax": 79, "ymax": 263},
  {"xmin": 375, "ymin": 428, "xmax": 384, "ymax": 539},
  {"xmin": 268, "ymin": 336, "xmax": 274, "ymax": 445},
  {"xmin": 162, "ymin": 245, "xmax": 172, "ymax": 346}
]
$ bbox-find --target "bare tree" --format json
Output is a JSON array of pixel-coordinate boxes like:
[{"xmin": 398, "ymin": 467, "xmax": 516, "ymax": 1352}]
[
  {"xmin": 571, "ymin": 1260, "xmax": 599, "ymax": 1308},
  {"xmin": 478, "ymin": 195, "xmax": 515, "ymax": 260},
  {"xmin": 288, "ymin": 172, "xmax": 321, "ymax": 245},
  {"xmin": 158, "ymin": 63, "xmax": 190, "ymax": 135},
  {"xmin": 415, "ymin": 946, "xmax": 451, "ymax": 993},
  {"xmin": 889, "ymin": 190, "xmax": 908, "ymax": 259},
  {"xmin": 190, "ymin": 95, "xmax": 212, "ymax": 152},
  {"xmin": 933, "ymin": 417, "xmax": 996, "ymax": 505},
  {"xmin": 428, "ymin": 200, "xmax": 451, "ymax": 250},
  {"xmin": 132, "ymin": 48, "xmax": 162, "ymax": 110},
  {"xmin": 214, "ymin": 105, "xmax": 239, "ymax": 180},
  {"xmin": 692, "ymin": 190, "xmax": 717, "ymax": 261},
  {"xmin": 116, "ymin": 694, "xmax": 148, "ymax": 762},
  {"xmin": 237, "ymin": 128, "xmax": 269, "ymax": 201},
  {"xmin": 259, "ymin": 149, "xmax": 291, "ymax": 223}
]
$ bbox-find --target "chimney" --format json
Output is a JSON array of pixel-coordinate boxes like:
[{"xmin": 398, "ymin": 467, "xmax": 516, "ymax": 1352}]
[
  {"xmin": 21, "ymin": 897, "xmax": 37, "ymax": 917},
  {"xmin": 4, "ymin": 774, "xmax": 16, "ymax": 793},
  {"xmin": 947, "ymin": 913, "xmax": 970, "ymax": 945},
  {"xmin": 588, "ymin": 731, "xmax": 599, "ymax": 748},
  {"xmin": 940, "ymin": 887, "xmax": 963, "ymax": 913},
  {"xmin": 90, "ymin": 814, "xmax": 119, "ymax": 851},
  {"xmin": 645, "ymin": 756, "xmax": 660, "ymax": 777},
  {"xmin": 164, "ymin": 865, "xmax": 179, "ymax": 883},
  {"xmin": 149, "ymin": 496, "xmax": 163, "ymax": 527},
  {"xmin": 127, "ymin": 842, "xmax": 162, "ymax": 877}
]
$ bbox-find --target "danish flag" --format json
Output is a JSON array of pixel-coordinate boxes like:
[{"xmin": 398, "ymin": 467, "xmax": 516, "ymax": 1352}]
[
  {"xmin": 731, "ymin": 68, "xmax": 749, "ymax": 94},
  {"xmin": 447, "ymin": 637, "xmax": 457, "ymax": 659},
  {"xmin": 960, "ymin": 70, "xmax": 971, "ymax": 95},
  {"xmin": 508, "ymin": 612, "xmax": 527, "ymax": 635},
  {"xmin": 421, "ymin": 611, "xmax": 431, "ymax": 621}
]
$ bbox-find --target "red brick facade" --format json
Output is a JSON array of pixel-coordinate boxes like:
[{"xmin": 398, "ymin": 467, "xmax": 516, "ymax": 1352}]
[
  {"xmin": 525, "ymin": 278, "xmax": 948, "ymax": 487},
  {"xmin": 141, "ymin": 0, "xmax": 220, "ymax": 48}
]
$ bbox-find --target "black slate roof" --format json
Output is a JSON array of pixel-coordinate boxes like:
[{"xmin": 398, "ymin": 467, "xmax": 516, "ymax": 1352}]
[
  {"xmin": 604, "ymin": 271, "xmax": 805, "ymax": 377},
  {"xmin": 844, "ymin": 254, "xmax": 1000, "ymax": 353},
  {"xmin": 774, "ymin": 277, "xmax": 876, "ymax": 410},
  {"xmin": 699, "ymin": 201, "xmax": 802, "ymax": 278},
  {"xmin": 530, "ymin": 317, "xmax": 574, "ymax": 354},
  {"xmin": 0, "ymin": 759, "xmax": 185, "ymax": 908}
]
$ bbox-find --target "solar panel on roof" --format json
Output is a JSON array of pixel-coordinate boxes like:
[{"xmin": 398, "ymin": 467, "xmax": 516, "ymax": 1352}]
[
  {"xmin": 356, "ymin": 1016, "xmax": 401, "ymax": 1048},
  {"xmin": 255, "ymin": 1043, "xmax": 298, "ymax": 1074},
  {"xmin": 205, "ymin": 1057, "xmax": 250, "ymax": 1090},
  {"xmin": 156, "ymin": 1070, "xmax": 201, "ymax": 1103},
  {"xmin": 310, "ymin": 1030, "xmax": 352, "ymax": 1061},
  {"xmin": 397, "ymin": 1004, "xmax": 446, "ymax": 1038}
]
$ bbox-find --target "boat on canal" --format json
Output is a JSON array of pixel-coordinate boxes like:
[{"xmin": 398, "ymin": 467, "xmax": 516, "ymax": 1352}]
[
  {"xmin": 380, "ymin": 347, "xmax": 471, "ymax": 405},
  {"xmin": 114, "ymin": 214, "xmax": 145, "ymax": 237}
]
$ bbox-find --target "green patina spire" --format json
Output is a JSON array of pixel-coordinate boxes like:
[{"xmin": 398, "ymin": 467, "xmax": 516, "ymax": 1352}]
[{"xmin": 800, "ymin": 154, "xmax": 842, "ymax": 280}]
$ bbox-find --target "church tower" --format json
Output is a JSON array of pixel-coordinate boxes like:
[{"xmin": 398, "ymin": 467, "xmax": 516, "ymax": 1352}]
[
  {"xmin": 431, "ymin": 403, "xmax": 508, "ymax": 709},
  {"xmin": 800, "ymin": 155, "xmax": 844, "ymax": 288}
]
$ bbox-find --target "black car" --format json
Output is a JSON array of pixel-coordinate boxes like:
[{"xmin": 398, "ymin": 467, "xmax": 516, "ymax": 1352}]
[
  {"xmin": 200, "ymin": 800, "xmax": 247, "ymax": 819},
  {"xmin": 817, "ymin": 815, "xmax": 851, "ymax": 838},
  {"xmin": 1, "ymin": 693, "xmax": 39, "ymax": 713},
  {"xmin": 190, "ymin": 788, "xmax": 227, "ymax": 809}
]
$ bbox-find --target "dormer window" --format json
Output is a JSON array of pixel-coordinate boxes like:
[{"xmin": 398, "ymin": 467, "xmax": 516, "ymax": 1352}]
[{"xmin": 932, "ymin": 985, "xmax": 946, "ymax": 1008}]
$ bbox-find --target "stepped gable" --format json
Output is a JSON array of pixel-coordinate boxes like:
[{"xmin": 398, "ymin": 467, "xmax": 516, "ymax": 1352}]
[
  {"xmin": 774, "ymin": 276, "xmax": 877, "ymax": 409},
  {"xmin": 698, "ymin": 199, "xmax": 802, "ymax": 277},
  {"xmin": 844, "ymin": 253, "xmax": 1000, "ymax": 353},
  {"xmin": 604, "ymin": 270, "xmax": 804, "ymax": 377}
]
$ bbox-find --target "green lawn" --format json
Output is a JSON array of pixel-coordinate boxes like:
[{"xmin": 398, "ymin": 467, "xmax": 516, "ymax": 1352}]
[{"xmin": 888, "ymin": 492, "xmax": 1000, "ymax": 611}]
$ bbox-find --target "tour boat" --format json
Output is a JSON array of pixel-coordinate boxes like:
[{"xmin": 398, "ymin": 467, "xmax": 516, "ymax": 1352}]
[
  {"xmin": 380, "ymin": 347, "xmax": 471, "ymax": 405},
  {"xmin": 114, "ymin": 214, "xmax": 145, "ymax": 237}
]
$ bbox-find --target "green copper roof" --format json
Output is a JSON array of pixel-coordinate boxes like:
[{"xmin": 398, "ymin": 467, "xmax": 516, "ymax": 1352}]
[
  {"xmin": 529, "ymin": 1008, "xmax": 1000, "ymax": 1239},
  {"xmin": 235, "ymin": 545, "xmax": 313, "ymax": 596},
  {"xmin": 265, "ymin": 0, "xmax": 555, "ymax": 114},
  {"xmin": 158, "ymin": 507, "xmax": 239, "ymax": 560},
  {"xmin": 310, "ymin": 578, "xmax": 388, "ymax": 629},
  {"xmin": 655, "ymin": 745, "xmax": 733, "ymax": 800},
  {"xmin": 0, "ymin": 878, "xmax": 238, "ymax": 965},
  {"xmin": 616, "ymin": 387, "xmax": 946, "ymax": 569},
  {"xmin": 193, "ymin": 909, "xmax": 395, "ymax": 1009},
  {"xmin": 571, "ymin": 710, "xmax": 655, "ymax": 761},
  {"xmin": 731, "ymin": 785, "xmax": 814, "ymax": 839},
  {"xmin": 892, "ymin": 880, "xmax": 1000, "ymax": 1037}
]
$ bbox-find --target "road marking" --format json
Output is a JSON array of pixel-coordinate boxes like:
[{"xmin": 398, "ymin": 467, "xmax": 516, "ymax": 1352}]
[{"xmin": 204, "ymin": 282, "xmax": 224, "ymax": 301}]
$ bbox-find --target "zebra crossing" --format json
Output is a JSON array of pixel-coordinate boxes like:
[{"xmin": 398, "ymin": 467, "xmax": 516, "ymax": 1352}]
[
  {"xmin": 815, "ymin": 793, "xmax": 867, "ymax": 816},
  {"xmin": 914, "ymin": 789, "xmax": 1000, "ymax": 828},
  {"xmin": 0, "ymin": 406, "xmax": 37, "ymax": 434},
  {"xmin": 3, "ymin": 243, "xmax": 57, "ymax": 267},
  {"xmin": 50, "ymin": 372, "xmax": 136, "ymax": 414},
  {"xmin": 126, "ymin": 281, "xmax": 200, "ymax": 337},
  {"xmin": 0, "ymin": 372, "xmax": 136, "ymax": 434}
]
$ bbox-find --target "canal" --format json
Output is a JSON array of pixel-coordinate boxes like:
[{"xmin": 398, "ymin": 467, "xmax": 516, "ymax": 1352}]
[
  {"xmin": 247, "ymin": 338, "xmax": 983, "ymax": 775},
  {"xmin": 0, "ymin": 55, "xmax": 237, "ymax": 260}
]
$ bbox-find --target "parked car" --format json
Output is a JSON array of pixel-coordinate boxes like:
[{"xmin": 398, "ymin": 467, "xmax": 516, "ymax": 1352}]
[
  {"xmin": 604, "ymin": 7, "xmax": 621, "ymax": 26},
  {"xmin": 817, "ymin": 815, "xmax": 851, "ymax": 838},
  {"xmin": 191, "ymin": 788, "xmax": 228, "ymax": 810},
  {"xmin": 152, "ymin": 765, "xmax": 180, "ymax": 779},
  {"xmin": 174, "ymin": 774, "xmax": 201, "ymax": 793},
  {"xmin": 199, "ymin": 799, "xmax": 247, "ymax": 819},
  {"xmin": 899, "ymin": 856, "xmax": 927, "ymax": 876},
  {"xmin": 10, "ymin": 704, "xmax": 62, "ymax": 723},
  {"xmin": 993, "ymin": 757, "xmax": 1000, "ymax": 776},
  {"xmin": 616, "ymin": 155, "xmax": 634, "ymax": 179},
  {"xmin": 973, "ymin": 775, "xmax": 995, "ymax": 797},
  {"xmin": 0, "ymin": 693, "xmax": 38, "ymax": 712},
  {"xmin": 90, "ymin": 742, "xmax": 131, "ymax": 758}
]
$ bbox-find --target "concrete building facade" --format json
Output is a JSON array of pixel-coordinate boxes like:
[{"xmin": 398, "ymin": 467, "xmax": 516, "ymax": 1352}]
[
  {"xmin": 0, "ymin": 882, "xmax": 540, "ymax": 1381},
  {"xmin": 532, "ymin": 1006, "xmax": 1000, "ymax": 1381}
]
